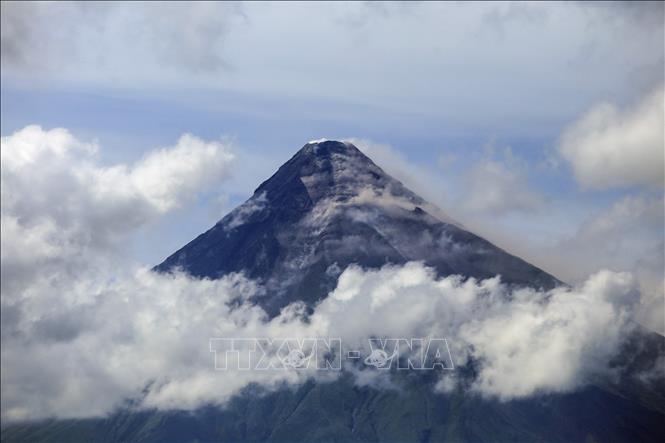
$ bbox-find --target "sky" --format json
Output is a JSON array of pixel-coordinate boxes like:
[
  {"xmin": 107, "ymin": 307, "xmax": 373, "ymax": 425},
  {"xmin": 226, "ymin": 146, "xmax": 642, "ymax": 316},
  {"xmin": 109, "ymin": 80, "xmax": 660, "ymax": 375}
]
[{"xmin": 1, "ymin": 1, "xmax": 664, "ymax": 421}]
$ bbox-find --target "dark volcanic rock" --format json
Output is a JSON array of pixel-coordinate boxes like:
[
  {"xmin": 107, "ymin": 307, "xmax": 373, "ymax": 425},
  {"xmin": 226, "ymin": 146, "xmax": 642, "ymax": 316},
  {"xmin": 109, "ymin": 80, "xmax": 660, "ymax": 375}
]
[
  {"xmin": 155, "ymin": 140, "xmax": 559, "ymax": 315},
  {"xmin": 5, "ymin": 141, "xmax": 662, "ymax": 443}
]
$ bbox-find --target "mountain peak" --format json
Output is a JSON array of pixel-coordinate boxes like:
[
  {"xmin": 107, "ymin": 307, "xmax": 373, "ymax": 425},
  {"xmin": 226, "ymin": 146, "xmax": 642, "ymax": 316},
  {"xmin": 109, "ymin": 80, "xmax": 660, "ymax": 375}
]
[
  {"xmin": 156, "ymin": 139, "xmax": 560, "ymax": 315},
  {"xmin": 295, "ymin": 139, "xmax": 368, "ymax": 167},
  {"xmin": 301, "ymin": 139, "xmax": 360, "ymax": 157},
  {"xmin": 254, "ymin": 139, "xmax": 403, "ymax": 204}
]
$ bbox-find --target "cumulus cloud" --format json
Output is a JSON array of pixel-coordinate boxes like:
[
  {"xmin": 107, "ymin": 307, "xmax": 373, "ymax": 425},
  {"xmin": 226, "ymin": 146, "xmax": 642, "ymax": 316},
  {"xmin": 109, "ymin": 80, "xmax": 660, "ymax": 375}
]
[
  {"xmin": 0, "ymin": 125, "xmax": 239, "ymax": 421},
  {"xmin": 130, "ymin": 133, "xmax": 235, "ymax": 212},
  {"xmin": 559, "ymin": 85, "xmax": 664, "ymax": 189},
  {"xmin": 1, "ymin": 259, "xmax": 643, "ymax": 421},
  {"xmin": 0, "ymin": 125, "xmax": 234, "ymax": 294},
  {"xmin": 1, "ymin": 270, "xmax": 265, "ymax": 420},
  {"xmin": 0, "ymin": 125, "xmax": 654, "ymax": 422},
  {"xmin": 321, "ymin": 264, "xmax": 638, "ymax": 399}
]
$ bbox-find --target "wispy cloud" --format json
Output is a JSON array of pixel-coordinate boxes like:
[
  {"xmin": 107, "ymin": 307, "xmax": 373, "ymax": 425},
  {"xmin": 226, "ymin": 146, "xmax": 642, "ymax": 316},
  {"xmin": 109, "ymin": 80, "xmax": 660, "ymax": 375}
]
[
  {"xmin": 559, "ymin": 85, "xmax": 664, "ymax": 189},
  {"xmin": 2, "ymin": 2, "xmax": 661, "ymax": 134},
  {"xmin": 1, "ymin": 2, "xmax": 245, "ymax": 82}
]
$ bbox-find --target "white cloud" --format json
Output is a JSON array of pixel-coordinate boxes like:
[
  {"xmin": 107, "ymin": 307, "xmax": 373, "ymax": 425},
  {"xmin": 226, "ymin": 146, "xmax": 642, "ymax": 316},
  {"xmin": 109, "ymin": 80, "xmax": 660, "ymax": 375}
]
[
  {"xmin": 0, "ymin": 125, "xmax": 234, "ymax": 295},
  {"xmin": 319, "ymin": 264, "xmax": 638, "ymax": 400},
  {"xmin": 130, "ymin": 133, "xmax": 235, "ymax": 212},
  {"xmin": 458, "ymin": 270, "xmax": 637, "ymax": 399},
  {"xmin": 1, "ymin": 268, "xmax": 298, "ymax": 421},
  {"xmin": 347, "ymin": 137, "xmax": 664, "ymax": 334},
  {"xmin": 1, "ymin": 259, "xmax": 643, "ymax": 421},
  {"xmin": 559, "ymin": 85, "xmax": 664, "ymax": 189},
  {"xmin": 0, "ymin": 125, "xmax": 656, "ymax": 422}
]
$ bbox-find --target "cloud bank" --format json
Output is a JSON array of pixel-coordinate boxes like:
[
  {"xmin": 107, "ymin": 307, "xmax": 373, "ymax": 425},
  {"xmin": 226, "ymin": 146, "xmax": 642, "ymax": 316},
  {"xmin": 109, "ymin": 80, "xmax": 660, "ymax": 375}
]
[
  {"xmin": 1, "ymin": 260, "xmax": 641, "ymax": 421},
  {"xmin": 1, "ymin": 126, "xmax": 650, "ymax": 422}
]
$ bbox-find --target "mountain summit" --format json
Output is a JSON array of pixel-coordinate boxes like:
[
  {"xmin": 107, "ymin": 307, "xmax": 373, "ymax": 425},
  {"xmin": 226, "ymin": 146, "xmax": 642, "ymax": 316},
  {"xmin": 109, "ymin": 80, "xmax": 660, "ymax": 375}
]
[{"xmin": 156, "ymin": 140, "xmax": 559, "ymax": 314}]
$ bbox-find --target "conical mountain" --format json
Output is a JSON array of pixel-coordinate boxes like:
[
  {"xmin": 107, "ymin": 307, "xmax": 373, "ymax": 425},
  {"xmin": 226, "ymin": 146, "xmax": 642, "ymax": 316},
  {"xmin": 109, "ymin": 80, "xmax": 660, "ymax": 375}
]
[
  {"xmin": 4, "ymin": 141, "xmax": 663, "ymax": 443},
  {"xmin": 156, "ymin": 140, "xmax": 559, "ymax": 314}
]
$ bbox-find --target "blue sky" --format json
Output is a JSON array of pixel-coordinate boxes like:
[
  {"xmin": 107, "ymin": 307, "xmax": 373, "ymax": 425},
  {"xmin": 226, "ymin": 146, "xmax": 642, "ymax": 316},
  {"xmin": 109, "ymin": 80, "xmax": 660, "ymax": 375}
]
[{"xmin": 1, "ymin": 1, "xmax": 663, "ymax": 327}]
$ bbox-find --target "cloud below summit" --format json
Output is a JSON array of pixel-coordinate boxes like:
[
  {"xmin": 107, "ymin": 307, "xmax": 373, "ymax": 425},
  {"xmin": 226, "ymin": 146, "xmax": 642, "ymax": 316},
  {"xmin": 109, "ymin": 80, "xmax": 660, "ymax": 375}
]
[
  {"xmin": 0, "ymin": 125, "xmax": 655, "ymax": 422},
  {"xmin": 0, "ymin": 0, "xmax": 662, "ymax": 428}
]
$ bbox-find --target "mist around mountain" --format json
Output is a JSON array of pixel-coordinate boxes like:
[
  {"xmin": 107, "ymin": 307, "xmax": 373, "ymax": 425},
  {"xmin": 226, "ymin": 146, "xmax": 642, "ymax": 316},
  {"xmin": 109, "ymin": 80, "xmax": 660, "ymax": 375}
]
[
  {"xmin": 156, "ymin": 140, "xmax": 560, "ymax": 315},
  {"xmin": 2, "ymin": 140, "xmax": 663, "ymax": 443}
]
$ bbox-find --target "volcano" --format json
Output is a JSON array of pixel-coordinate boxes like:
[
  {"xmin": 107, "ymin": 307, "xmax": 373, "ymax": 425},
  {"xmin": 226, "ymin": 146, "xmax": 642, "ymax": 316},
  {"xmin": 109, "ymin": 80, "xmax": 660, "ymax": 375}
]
[
  {"xmin": 156, "ymin": 140, "xmax": 559, "ymax": 315},
  {"xmin": 3, "ymin": 140, "xmax": 663, "ymax": 443}
]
